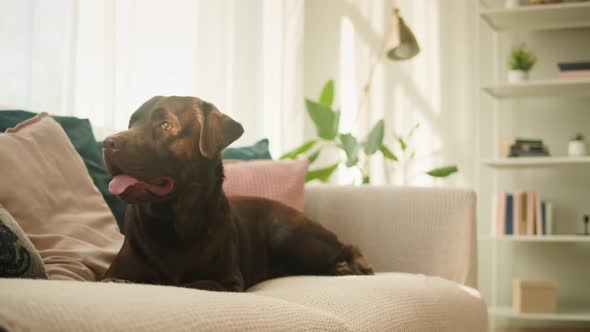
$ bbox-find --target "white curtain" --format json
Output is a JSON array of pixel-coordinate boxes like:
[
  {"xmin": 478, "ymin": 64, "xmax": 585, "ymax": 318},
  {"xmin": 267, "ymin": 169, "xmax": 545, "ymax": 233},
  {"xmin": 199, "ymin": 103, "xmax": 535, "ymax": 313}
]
[{"xmin": 0, "ymin": 0, "xmax": 304, "ymax": 156}]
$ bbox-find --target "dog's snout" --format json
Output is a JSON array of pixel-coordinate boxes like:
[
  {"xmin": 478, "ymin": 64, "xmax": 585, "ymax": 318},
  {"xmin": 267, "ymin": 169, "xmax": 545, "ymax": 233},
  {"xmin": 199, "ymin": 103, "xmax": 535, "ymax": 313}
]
[{"xmin": 103, "ymin": 137, "xmax": 118, "ymax": 150}]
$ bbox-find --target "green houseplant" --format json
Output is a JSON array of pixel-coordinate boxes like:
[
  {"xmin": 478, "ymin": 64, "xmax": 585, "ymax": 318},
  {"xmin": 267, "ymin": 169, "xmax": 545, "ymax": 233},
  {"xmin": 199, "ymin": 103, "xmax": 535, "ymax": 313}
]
[
  {"xmin": 507, "ymin": 44, "xmax": 537, "ymax": 83},
  {"xmin": 280, "ymin": 80, "xmax": 458, "ymax": 184}
]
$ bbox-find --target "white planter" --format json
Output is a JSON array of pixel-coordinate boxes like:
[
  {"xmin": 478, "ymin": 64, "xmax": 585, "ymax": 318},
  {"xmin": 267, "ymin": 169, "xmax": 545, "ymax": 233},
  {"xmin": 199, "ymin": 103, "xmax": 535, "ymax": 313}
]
[
  {"xmin": 568, "ymin": 141, "xmax": 587, "ymax": 157},
  {"xmin": 505, "ymin": 0, "xmax": 520, "ymax": 8},
  {"xmin": 508, "ymin": 70, "xmax": 529, "ymax": 83}
]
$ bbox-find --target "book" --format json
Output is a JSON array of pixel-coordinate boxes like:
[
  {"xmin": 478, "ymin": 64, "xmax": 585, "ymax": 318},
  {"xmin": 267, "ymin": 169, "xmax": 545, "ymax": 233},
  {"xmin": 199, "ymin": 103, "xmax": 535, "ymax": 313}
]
[
  {"xmin": 535, "ymin": 193, "xmax": 543, "ymax": 236},
  {"xmin": 518, "ymin": 191, "xmax": 529, "ymax": 235},
  {"xmin": 541, "ymin": 202, "xmax": 547, "ymax": 235},
  {"xmin": 546, "ymin": 203, "xmax": 553, "ymax": 235},
  {"xmin": 495, "ymin": 192, "xmax": 506, "ymax": 236},
  {"xmin": 557, "ymin": 61, "xmax": 590, "ymax": 71},
  {"xmin": 558, "ymin": 70, "xmax": 590, "ymax": 79},
  {"xmin": 513, "ymin": 191, "xmax": 525, "ymax": 236},
  {"xmin": 526, "ymin": 191, "xmax": 536, "ymax": 235},
  {"xmin": 506, "ymin": 194, "xmax": 514, "ymax": 235},
  {"xmin": 500, "ymin": 138, "xmax": 547, "ymax": 158},
  {"xmin": 509, "ymin": 148, "xmax": 550, "ymax": 157}
]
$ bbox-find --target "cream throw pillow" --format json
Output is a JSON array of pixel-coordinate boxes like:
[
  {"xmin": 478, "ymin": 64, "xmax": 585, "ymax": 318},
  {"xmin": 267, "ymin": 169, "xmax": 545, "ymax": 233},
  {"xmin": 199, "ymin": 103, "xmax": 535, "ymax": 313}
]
[{"xmin": 0, "ymin": 113, "xmax": 123, "ymax": 281}]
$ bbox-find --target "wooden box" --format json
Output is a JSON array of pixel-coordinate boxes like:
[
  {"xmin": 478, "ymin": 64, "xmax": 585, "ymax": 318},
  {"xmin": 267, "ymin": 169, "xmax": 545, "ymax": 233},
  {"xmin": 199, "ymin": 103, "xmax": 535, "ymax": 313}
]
[{"xmin": 512, "ymin": 279, "xmax": 557, "ymax": 314}]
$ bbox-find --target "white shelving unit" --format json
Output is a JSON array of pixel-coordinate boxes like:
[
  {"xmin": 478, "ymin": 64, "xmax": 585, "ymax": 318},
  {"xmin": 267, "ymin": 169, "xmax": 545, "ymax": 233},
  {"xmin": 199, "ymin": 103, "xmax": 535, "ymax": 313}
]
[
  {"xmin": 480, "ymin": 2, "xmax": 590, "ymax": 31},
  {"xmin": 491, "ymin": 306, "xmax": 590, "ymax": 322},
  {"xmin": 478, "ymin": 1, "xmax": 590, "ymax": 330},
  {"xmin": 492, "ymin": 235, "xmax": 590, "ymax": 242},
  {"xmin": 482, "ymin": 78, "xmax": 590, "ymax": 98},
  {"xmin": 484, "ymin": 156, "xmax": 590, "ymax": 168}
]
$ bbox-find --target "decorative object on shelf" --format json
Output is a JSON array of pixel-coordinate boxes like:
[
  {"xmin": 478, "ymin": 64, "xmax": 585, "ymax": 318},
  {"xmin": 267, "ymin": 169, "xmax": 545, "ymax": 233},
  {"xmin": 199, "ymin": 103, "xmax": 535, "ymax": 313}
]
[
  {"xmin": 280, "ymin": 80, "xmax": 458, "ymax": 184},
  {"xmin": 567, "ymin": 133, "xmax": 587, "ymax": 157},
  {"xmin": 524, "ymin": 0, "xmax": 590, "ymax": 5},
  {"xmin": 507, "ymin": 44, "xmax": 537, "ymax": 83},
  {"xmin": 579, "ymin": 214, "xmax": 590, "ymax": 236},
  {"xmin": 500, "ymin": 137, "xmax": 550, "ymax": 158},
  {"xmin": 513, "ymin": 279, "xmax": 557, "ymax": 314},
  {"xmin": 505, "ymin": 0, "xmax": 521, "ymax": 8},
  {"xmin": 557, "ymin": 61, "xmax": 590, "ymax": 79}
]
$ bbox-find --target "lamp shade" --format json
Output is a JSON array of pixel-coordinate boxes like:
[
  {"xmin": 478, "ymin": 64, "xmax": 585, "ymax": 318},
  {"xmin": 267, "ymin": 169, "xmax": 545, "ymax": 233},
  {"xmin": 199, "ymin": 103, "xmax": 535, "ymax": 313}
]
[{"xmin": 386, "ymin": 9, "xmax": 419, "ymax": 61}]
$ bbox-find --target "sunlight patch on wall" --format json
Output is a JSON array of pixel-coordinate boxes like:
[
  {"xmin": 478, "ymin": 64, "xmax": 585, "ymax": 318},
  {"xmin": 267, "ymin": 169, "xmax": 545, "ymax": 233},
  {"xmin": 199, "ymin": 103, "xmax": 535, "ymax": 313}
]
[
  {"xmin": 388, "ymin": 0, "xmax": 443, "ymax": 186},
  {"xmin": 336, "ymin": 15, "xmax": 360, "ymax": 185},
  {"xmin": 338, "ymin": 16, "xmax": 358, "ymax": 134}
]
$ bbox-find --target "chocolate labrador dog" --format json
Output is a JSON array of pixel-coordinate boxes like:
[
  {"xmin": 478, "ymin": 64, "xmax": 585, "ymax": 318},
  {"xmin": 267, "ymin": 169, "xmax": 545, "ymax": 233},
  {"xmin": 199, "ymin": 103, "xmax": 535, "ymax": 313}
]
[{"xmin": 102, "ymin": 96, "xmax": 373, "ymax": 291}]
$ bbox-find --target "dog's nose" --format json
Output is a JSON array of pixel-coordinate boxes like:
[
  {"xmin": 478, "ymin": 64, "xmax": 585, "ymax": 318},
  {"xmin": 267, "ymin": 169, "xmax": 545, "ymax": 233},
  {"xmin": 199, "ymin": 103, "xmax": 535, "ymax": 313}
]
[{"xmin": 103, "ymin": 137, "xmax": 117, "ymax": 150}]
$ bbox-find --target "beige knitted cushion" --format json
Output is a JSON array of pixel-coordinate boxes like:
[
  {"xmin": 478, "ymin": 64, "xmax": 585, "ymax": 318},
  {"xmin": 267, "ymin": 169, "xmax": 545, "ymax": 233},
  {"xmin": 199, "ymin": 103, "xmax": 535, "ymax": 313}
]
[
  {"xmin": 0, "ymin": 278, "xmax": 350, "ymax": 332},
  {"xmin": 250, "ymin": 273, "xmax": 488, "ymax": 332},
  {"xmin": 0, "ymin": 273, "xmax": 488, "ymax": 331}
]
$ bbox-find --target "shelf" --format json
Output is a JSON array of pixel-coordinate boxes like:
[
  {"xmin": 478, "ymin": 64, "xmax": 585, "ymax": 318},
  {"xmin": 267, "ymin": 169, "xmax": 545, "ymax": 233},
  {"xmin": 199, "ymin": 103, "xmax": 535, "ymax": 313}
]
[
  {"xmin": 484, "ymin": 156, "xmax": 590, "ymax": 168},
  {"xmin": 490, "ymin": 235, "xmax": 590, "ymax": 242},
  {"xmin": 482, "ymin": 78, "xmax": 590, "ymax": 98},
  {"xmin": 491, "ymin": 306, "xmax": 590, "ymax": 322},
  {"xmin": 480, "ymin": 2, "xmax": 590, "ymax": 31}
]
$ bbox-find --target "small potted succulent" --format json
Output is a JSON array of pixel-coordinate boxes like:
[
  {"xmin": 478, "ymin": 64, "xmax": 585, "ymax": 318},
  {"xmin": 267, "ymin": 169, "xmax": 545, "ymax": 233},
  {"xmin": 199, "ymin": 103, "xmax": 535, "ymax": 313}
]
[
  {"xmin": 507, "ymin": 44, "xmax": 537, "ymax": 83},
  {"xmin": 568, "ymin": 133, "xmax": 587, "ymax": 157}
]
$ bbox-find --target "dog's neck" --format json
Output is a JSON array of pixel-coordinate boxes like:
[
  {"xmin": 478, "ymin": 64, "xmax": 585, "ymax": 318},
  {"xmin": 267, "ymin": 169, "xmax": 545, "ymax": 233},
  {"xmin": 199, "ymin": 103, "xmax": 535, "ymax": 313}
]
[{"xmin": 135, "ymin": 159, "xmax": 231, "ymax": 244}]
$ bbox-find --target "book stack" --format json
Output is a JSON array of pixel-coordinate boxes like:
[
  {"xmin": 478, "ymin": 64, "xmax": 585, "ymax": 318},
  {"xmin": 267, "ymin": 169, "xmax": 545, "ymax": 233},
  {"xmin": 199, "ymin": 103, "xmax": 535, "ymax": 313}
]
[
  {"xmin": 523, "ymin": 0, "xmax": 590, "ymax": 5},
  {"xmin": 500, "ymin": 138, "xmax": 550, "ymax": 158},
  {"xmin": 557, "ymin": 61, "xmax": 590, "ymax": 79},
  {"xmin": 493, "ymin": 191, "xmax": 553, "ymax": 237}
]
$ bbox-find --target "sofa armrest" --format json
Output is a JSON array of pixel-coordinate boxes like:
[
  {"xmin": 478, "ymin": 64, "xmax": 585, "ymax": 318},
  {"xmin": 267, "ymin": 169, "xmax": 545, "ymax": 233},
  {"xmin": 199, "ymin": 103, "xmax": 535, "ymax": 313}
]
[{"xmin": 303, "ymin": 185, "xmax": 477, "ymax": 288}]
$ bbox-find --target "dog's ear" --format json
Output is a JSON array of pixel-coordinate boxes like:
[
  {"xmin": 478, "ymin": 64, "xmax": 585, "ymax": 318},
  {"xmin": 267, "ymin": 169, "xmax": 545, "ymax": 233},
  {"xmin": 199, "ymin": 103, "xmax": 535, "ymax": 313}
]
[{"xmin": 197, "ymin": 102, "xmax": 244, "ymax": 159}]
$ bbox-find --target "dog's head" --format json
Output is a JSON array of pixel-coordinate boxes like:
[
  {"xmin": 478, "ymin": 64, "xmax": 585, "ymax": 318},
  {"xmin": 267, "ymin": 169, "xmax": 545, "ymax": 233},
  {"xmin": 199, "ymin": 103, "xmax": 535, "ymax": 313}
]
[{"xmin": 103, "ymin": 96, "xmax": 243, "ymax": 203}]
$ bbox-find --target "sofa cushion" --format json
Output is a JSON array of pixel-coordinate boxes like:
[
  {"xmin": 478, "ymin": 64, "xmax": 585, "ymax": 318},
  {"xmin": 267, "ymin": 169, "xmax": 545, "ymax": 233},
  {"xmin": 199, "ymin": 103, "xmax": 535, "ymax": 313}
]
[
  {"xmin": 223, "ymin": 159, "xmax": 309, "ymax": 211},
  {"xmin": 0, "ymin": 114, "xmax": 123, "ymax": 281},
  {"xmin": 0, "ymin": 273, "xmax": 487, "ymax": 332},
  {"xmin": 0, "ymin": 278, "xmax": 351, "ymax": 332},
  {"xmin": 222, "ymin": 138, "xmax": 272, "ymax": 160},
  {"xmin": 0, "ymin": 110, "xmax": 127, "ymax": 231},
  {"xmin": 250, "ymin": 273, "xmax": 488, "ymax": 332},
  {"xmin": 0, "ymin": 204, "xmax": 48, "ymax": 279}
]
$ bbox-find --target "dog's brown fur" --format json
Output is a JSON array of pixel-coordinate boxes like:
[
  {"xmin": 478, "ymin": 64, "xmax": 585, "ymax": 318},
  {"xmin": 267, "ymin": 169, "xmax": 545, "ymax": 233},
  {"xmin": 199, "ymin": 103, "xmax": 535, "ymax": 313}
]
[{"xmin": 102, "ymin": 96, "xmax": 372, "ymax": 291}]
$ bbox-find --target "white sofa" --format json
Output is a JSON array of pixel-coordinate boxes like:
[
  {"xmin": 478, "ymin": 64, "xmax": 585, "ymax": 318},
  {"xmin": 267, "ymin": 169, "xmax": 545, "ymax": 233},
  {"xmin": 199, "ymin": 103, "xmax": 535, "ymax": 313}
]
[{"xmin": 0, "ymin": 186, "xmax": 488, "ymax": 331}]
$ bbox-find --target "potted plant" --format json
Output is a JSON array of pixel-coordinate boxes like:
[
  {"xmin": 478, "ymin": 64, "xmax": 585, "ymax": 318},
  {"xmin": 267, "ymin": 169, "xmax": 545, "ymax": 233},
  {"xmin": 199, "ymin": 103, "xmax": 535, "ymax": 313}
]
[
  {"xmin": 568, "ymin": 133, "xmax": 587, "ymax": 157},
  {"xmin": 280, "ymin": 80, "xmax": 458, "ymax": 184},
  {"xmin": 507, "ymin": 44, "xmax": 537, "ymax": 83}
]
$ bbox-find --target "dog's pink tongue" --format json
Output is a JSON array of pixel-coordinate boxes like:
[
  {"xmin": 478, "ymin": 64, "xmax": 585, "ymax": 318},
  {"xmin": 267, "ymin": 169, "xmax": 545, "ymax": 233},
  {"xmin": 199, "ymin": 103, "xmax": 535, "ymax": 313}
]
[
  {"xmin": 109, "ymin": 175, "xmax": 140, "ymax": 195},
  {"xmin": 108, "ymin": 175, "xmax": 174, "ymax": 196}
]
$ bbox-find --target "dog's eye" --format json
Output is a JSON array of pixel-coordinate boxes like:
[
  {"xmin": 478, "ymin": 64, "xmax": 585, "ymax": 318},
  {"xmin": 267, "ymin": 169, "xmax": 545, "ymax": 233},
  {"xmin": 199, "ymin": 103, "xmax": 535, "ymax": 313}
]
[{"xmin": 160, "ymin": 121, "xmax": 172, "ymax": 131}]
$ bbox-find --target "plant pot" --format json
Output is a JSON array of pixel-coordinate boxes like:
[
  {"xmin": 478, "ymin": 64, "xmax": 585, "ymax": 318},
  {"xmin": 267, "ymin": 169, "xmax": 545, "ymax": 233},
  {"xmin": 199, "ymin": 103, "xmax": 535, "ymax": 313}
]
[
  {"xmin": 505, "ymin": 0, "xmax": 520, "ymax": 8},
  {"xmin": 568, "ymin": 140, "xmax": 587, "ymax": 157},
  {"xmin": 508, "ymin": 70, "xmax": 529, "ymax": 83}
]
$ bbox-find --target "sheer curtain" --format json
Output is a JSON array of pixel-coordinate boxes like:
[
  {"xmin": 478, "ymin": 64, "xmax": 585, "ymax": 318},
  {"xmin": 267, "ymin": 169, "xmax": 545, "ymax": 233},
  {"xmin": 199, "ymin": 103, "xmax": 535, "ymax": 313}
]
[{"xmin": 0, "ymin": 0, "xmax": 304, "ymax": 156}]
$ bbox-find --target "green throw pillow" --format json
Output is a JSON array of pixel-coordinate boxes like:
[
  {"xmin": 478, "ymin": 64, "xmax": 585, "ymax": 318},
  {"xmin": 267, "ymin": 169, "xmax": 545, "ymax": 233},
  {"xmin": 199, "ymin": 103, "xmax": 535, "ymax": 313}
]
[
  {"xmin": 0, "ymin": 204, "xmax": 48, "ymax": 279},
  {"xmin": 0, "ymin": 111, "xmax": 126, "ymax": 232},
  {"xmin": 222, "ymin": 139, "xmax": 272, "ymax": 160}
]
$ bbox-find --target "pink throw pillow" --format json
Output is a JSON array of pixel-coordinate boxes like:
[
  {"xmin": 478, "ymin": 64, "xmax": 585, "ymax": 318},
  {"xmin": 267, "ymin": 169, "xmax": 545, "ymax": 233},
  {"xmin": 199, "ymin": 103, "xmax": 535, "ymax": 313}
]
[
  {"xmin": 223, "ymin": 159, "xmax": 309, "ymax": 211},
  {"xmin": 0, "ymin": 113, "xmax": 124, "ymax": 281}
]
